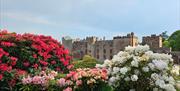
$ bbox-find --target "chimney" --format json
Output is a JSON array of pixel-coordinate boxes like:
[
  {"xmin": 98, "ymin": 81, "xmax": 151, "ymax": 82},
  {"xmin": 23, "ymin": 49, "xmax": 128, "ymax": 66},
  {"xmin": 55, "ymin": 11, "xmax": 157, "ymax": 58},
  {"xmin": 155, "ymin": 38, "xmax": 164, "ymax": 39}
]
[{"xmin": 103, "ymin": 36, "xmax": 105, "ymax": 40}]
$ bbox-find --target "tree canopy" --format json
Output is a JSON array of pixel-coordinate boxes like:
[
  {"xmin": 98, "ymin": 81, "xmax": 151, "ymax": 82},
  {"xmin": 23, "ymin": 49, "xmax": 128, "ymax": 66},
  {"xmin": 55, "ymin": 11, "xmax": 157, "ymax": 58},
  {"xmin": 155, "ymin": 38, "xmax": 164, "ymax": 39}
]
[{"xmin": 164, "ymin": 30, "xmax": 180, "ymax": 51}]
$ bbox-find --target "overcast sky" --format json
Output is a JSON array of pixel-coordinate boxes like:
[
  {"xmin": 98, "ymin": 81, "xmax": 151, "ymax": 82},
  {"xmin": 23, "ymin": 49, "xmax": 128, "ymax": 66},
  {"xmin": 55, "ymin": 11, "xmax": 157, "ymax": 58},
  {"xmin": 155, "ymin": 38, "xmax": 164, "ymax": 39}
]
[{"xmin": 0, "ymin": 0, "xmax": 180, "ymax": 41}]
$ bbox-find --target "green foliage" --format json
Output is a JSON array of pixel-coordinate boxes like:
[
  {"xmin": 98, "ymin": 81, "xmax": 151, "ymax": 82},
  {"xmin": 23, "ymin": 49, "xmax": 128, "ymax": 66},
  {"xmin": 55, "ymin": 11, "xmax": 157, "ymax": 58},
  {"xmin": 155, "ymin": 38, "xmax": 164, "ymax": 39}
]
[
  {"xmin": 168, "ymin": 30, "xmax": 180, "ymax": 51},
  {"xmin": 73, "ymin": 55, "xmax": 98, "ymax": 69},
  {"xmin": 163, "ymin": 40, "xmax": 170, "ymax": 48}
]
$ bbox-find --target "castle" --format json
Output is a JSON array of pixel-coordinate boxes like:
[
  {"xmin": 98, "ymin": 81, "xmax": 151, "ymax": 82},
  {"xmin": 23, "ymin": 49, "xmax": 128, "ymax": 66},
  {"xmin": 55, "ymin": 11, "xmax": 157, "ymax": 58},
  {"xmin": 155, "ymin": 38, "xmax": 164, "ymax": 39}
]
[
  {"xmin": 62, "ymin": 32, "xmax": 138, "ymax": 61},
  {"xmin": 62, "ymin": 32, "xmax": 180, "ymax": 64}
]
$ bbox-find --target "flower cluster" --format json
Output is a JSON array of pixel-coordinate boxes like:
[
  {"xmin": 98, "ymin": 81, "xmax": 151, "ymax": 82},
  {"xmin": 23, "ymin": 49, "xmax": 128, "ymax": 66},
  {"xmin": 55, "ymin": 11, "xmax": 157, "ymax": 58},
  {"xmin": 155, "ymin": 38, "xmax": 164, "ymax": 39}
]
[
  {"xmin": 57, "ymin": 68, "xmax": 108, "ymax": 91},
  {"xmin": 0, "ymin": 30, "xmax": 72, "ymax": 81},
  {"xmin": 20, "ymin": 68, "xmax": 108, "ymax": 91},
  {"xmin": 97, "ymin": 45, "xmax": 177, "ymax": 91},
  {"xmin": 22, "ymin": 70, "xmax": 58, "ymax": 87}
]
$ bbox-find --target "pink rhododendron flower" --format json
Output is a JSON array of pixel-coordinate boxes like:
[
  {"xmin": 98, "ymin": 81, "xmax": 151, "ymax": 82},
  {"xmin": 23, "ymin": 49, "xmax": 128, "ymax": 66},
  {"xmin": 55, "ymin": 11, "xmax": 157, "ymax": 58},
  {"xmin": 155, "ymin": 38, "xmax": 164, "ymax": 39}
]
[
  {"xmin": 76, "ymin": 80, "xmax": 82, "ymax": 86},
  {"xmin": 66, "ymin": 80, "xmax": 73, "ymax": 85},
  {"xmin": 32, "ymin": 76, "xmax": 42, "ymax": 84},
  {"xmin": 22, "ymin": 76, "xmax": 32, "ymax": 84},
  {"xmin": 63, "ymin": 87, "xmax": 72, "ymax": 91},
  {"xmin": 57, "ymin": 78, "xmax": 66, "ymax": 87},
  {"xmin": 49, "ymin": 70, "xmax": 58, "ymax": 77},
  {"xmin": 67, "ymin": 64, "xmax": 74, "ymax": 70}
]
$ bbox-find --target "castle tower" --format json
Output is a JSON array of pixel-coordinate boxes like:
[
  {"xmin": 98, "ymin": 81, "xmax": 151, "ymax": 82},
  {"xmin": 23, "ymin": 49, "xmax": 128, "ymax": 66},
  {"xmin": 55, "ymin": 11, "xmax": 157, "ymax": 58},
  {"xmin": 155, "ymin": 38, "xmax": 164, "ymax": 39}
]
[
  {"xmin": 129, "ymin": 32, "xmax": 138, "ymax": 47},
  {"xmin": 86, "ymin": 36, "xmax": 98, "ymax": 44},
  {"xmin": 142, "ymin": 34, "xmax": 162, "ymax": 49},
  {"xmin": 62, "ymin": 36, "xmax": 73, "ymax": 52},
  {"xmin": 113, "ymin": 32, "xmax": 138, "ymax": 54},
  {"xmin": 85, "ymin": 37, "xmax": 98, "ymax": 57}
]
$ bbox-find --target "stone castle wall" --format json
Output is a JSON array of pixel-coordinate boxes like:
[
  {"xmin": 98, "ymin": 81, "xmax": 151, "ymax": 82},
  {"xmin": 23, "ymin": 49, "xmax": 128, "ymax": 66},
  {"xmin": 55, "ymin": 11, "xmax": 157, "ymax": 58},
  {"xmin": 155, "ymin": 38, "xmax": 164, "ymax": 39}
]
[
  {"xmin": 62, "ymin": 32, "xmax": 138, "ymax": 61},
  {"xmin": 142, "ymin": 34, "xmax": 162, "ymax": 49},
  {"xmin": 62, "ymin": 33, "xmax": 179, "ymax": 64}
]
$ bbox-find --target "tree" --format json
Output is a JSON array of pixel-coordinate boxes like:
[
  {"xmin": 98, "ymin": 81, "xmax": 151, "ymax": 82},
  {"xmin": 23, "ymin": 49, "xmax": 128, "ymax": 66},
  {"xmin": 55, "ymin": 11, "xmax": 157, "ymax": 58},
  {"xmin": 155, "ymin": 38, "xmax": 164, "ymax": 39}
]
[
  {"xmin": 161, "ymin": 31, "xmax": 169, "ymax": 42},
  {"xmin": 168, "ymin": 30, "xmax": 180, "ymax": 51}
]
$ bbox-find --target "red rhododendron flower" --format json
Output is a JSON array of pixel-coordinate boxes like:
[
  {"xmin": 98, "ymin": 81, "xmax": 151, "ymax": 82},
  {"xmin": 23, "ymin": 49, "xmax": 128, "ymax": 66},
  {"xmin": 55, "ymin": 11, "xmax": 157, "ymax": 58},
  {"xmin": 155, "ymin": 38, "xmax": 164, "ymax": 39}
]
[
  {"xmin": 23, "ymin": 61, "xmax": 30, "ymax": 67},
  {"xmin": 64, "ymin": 49, "xmax": 69, "ymax": 54},
  {"xmin": 63, "ymin": 60, "xmax": 69, "ymax": 66},
  {"xmin": 0, "ymin": 64, "xmax": 9, "ymax": 71},
  {"xmin": 0, "ymin": 54, "xmax": 3, "ymax": 59},
  {"xmin": 60, "ymin": 58, "xmax": 65, "ymax": 62},
  {"xmin": 0, "ymin": 74, "xmax": 3, "ymax": 80},
  {"xmin": 10, "ymin": 56, "xmax": 18, "ymax": 61},
  {"xmin": 8, "ymin": 79, "xmax": 16, "ymax": 87},
  {"xmin": 55, "ymin": 67, "xmax": 61, "ymax": 71},
  {"xmin": 16, "ymin": 69, "xmax": 27, "ymax": 76},
  {"xmin": 11, "ymin": 60, "xmax": 17, "ymax": 66},
  {"xmin": 1, "ymin": 41, "xmax": 15, "ymax": 47},
  {"xmin": 42, "ymin": 67, "xmax": 47, "ymax": 71},
  {"xmin": 51, "ymin": 60, "xmax": 56, "ymax": 65},
  {"xmin": 33, "ymin": 54, "xmax": 37, "ymax": 58},
  {"xmin": 4, "ymin": 52, "xmax": 9, "ymax": 56},
  {"xmin": 32, "ymin": 64, "xmax": 38, "ymax": 69},
  {"xmin": 39, "ymin": 60, "xmax": 48, "ymax": 66}
]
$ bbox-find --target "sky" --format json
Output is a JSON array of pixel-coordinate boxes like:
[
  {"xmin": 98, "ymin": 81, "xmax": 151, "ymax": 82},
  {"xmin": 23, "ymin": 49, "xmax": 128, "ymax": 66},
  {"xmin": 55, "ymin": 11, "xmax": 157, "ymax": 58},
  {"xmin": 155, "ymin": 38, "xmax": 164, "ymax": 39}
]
[{"xmin": 0, "ymin": 0, "xmax": 180, "ymax": 41}]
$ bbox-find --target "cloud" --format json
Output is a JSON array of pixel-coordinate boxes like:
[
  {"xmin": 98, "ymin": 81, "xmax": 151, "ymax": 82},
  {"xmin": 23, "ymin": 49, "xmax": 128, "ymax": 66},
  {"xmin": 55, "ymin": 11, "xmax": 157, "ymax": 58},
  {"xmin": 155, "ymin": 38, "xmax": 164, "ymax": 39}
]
[{"xmin": 1, "ymin": 12, "xmax": 55, "ymax": 25}]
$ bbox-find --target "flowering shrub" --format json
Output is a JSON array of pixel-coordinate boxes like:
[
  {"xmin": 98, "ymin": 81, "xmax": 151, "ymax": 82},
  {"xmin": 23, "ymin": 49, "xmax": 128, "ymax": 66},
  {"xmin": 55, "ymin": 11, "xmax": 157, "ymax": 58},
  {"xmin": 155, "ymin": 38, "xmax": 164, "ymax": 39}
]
[
  {"xmin": 96, "ymin": 45, "xmax": 178, "ymax": 91},
  {"xmin": 0, "ymin": 30, "xmax": 72, "ymax": 89},
  {"xmin": 20, "ymin": 68, "xmax": 110, "ymax": 91},
  {"xmin": 63, "ymin": 68, "xmax": 109, "ymax": 91},
  {"xmin": 20, "ymin": 70, "xmax": 59, "ymax": 91},
  {"xmin": 0, "ymin": 30, "xmax": 71, "ymax": 74}
]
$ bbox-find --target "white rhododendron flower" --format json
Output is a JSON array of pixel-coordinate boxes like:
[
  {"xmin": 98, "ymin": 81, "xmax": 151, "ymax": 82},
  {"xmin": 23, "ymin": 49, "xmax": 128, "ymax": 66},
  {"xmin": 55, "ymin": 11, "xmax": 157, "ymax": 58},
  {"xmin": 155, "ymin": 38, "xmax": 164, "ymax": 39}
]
[
  {"xmin": 148, "ymin": 63, "xmax": 155, "ymax": 70},
  {"xmin": 152, "ymin": 60, "xmax": 168, "ymax": 70},
  {"xmin": 155, "ymin": 79, "xmax": 165, "ymax": 88},
  {"xmin": 134, "ymin": 45, "xmax": 149, "ymax": 55},
  {"xmin": 125, "ymin": 46, "xmax": 135, "ymax": 54},
  {"xmin": 142, "ymin": 66, "xmax": 149, "ymax": 72},
  {"xmin": 171, "ymin": 65, "xmax": 180, "ymax": 76},
  {"xmin": 120, "ymin": 67, "xmax": 128, "ymax": 75},
  {"xmin": 131, "ymin": 75, "xmax": 138, "ymax": 81},
  {"xmin": 124, "ymin": 77, "xmax": 130, "ymax": 81},
  {"xmin": 112, "ymin": 67, "xmax": 120, "ymax": 74},
  {"xmin": 97, "ymin": 45, "xmax": 177, "ymax": 91},
  {"xmin": 162, "ymin": 84, "xmax": 176, "ymax": 91},
  {"xmin": 109, "ymin": 76, "xmax": 117, "ymax": 85},
  {"xmin": 134, "ymin": 69, "xmax": 140, "ymax": 75},
  {"xmin": 151, "ymin": 73, "xmax": 159, "ymax": 80},
  {"xmin": 129, "ymin": 89, "xmax": 135, "ymax": 91},
  {"xmin": 131, "ymin": 60, "xmax": 139, "ymax": 67}
]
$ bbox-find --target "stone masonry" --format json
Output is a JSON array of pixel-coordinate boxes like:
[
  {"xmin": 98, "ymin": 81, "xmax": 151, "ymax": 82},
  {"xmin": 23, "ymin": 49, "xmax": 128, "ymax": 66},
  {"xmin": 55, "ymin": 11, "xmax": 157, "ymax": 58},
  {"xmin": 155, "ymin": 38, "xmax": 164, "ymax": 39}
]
[
  {"xmin": 62, "ymin": 33, "xmax": 180, "ymax": 64},
  {"xmin": 62, "ymin": 32, "xmax": 138, "ymax": 61}
]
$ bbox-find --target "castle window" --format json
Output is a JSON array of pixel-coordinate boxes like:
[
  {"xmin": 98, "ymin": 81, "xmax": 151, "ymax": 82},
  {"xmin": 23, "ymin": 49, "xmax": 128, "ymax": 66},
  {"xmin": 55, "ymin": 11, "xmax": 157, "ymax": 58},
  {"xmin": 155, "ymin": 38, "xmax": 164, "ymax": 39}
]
[
  {"xmin": 110, "ymin": 49, "xmax": 113, "ymax": 54},
  {"xmin": 97, "ymin": 49, "xmax": 99, "ymax": 53},
  {"xmin": 103, "ymin": 49, "xmax": 106, "ymax": 53},
  {"xmin": 97, "ymin": 55, "xmax": 99, "ymax": 59},
  {"xmin": 110, "ymin": 55, "xmax": 113, "ymax": 59}
]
